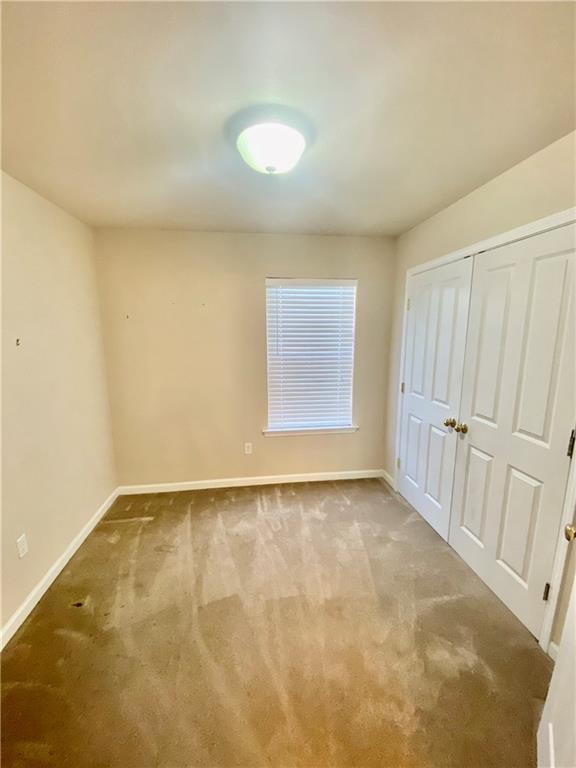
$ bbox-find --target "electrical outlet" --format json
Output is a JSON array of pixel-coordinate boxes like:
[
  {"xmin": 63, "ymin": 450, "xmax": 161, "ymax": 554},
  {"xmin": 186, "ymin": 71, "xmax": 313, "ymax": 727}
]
[
  {"xmin": 17, "ymin": 534, "xmax": 28, "ymax": 559},
  {"xmin": 244, "ymin": 442, "xmax": 253, "ymax": 455}
]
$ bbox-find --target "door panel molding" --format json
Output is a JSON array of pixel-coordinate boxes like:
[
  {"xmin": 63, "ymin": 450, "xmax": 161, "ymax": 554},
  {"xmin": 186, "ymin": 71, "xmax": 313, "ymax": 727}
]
[
  {"xmin": 449, "ymin": 224, "xmax": 575, "ymax": 638},
  {"xmin": 394, "ymin": 210, "xmax": 576, "ymax": 652},
  {"xmin": 394, "ymin": 208, "xmax": 576, "ymax": 488},
  {"xmin": 398, "ymin": 258, "xmax": 473, "ymax": 540}
]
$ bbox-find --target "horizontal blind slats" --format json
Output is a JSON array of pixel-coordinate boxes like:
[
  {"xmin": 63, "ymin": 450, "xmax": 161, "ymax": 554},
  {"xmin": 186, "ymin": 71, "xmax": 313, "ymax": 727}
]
[{"xmin": 266, "ymin": 281, "xmax": 356, "ymax": 431}]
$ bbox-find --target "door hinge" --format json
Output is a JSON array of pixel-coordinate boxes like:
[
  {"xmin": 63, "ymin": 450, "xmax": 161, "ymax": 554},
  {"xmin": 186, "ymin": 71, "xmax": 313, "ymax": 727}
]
[
  {"xmin": 406, "ymin": 298, "xmax": 411, "ymax": 311},
  {"xmin": 401, "ymin": 382, "xmax": 405, "ymax": 394},
  {"xmin": 396, "ymin": 457, "xmax": 401, "ymax": 469},
  {"xmin": 542, "ymin": 582, "xmax": 551, "ymax": 601},
  {"xmin": 567, "ymin": 428, "xmax": 575, "ymax": 459}
]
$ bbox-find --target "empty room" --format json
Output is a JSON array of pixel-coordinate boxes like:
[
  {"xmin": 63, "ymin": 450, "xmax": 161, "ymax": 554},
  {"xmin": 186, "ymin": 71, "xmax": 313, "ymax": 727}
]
[{"xmin": 1, "ymin": 2, "xmax": 575, "ymax": 767}]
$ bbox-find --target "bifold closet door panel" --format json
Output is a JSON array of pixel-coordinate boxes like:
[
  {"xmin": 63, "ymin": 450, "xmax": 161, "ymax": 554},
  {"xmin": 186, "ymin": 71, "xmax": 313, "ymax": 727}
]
[
  {"xmin": 449, "ymin": 224, "xmax": 575, "ymax": 637},
  {"xmin": 398, "ymin": 258, "xmax": 473, "ymax": 541}
]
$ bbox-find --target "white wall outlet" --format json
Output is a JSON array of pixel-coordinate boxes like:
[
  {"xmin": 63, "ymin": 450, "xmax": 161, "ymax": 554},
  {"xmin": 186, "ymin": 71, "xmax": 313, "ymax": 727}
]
[
  {"xmin": 244, "ymin": 442, "xmax": 253, "ymax": 455},
  {"xmin": 17, "ymin": 534, "xmax": 28, "ymax": 559}
]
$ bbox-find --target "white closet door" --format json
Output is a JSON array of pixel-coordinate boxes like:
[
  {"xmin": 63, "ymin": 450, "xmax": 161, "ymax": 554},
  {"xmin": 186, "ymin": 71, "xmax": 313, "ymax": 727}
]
[
  {"xmin": 398, "ymin": 258, "xmax": 473, "ymax": 540},
  {"xmin": 449, "ymin": 224, "xmax": 575, "ymax": 637}
]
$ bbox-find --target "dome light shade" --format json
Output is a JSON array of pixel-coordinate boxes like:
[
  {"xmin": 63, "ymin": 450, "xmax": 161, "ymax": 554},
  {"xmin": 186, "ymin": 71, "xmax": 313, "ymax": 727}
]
[{"xmin": 236, "ymin": 122, "xmax": 306, "ymax": 174}]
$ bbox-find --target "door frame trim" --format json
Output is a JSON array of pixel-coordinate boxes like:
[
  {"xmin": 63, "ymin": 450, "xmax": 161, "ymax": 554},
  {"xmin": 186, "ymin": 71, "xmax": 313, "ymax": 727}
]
[
  {"xmin": 394, "ymin": 207, "xmax": 576, "ymax": 654},
  {"xmin": 539, "ymin": 452, "xmax": 576, "ymax": 655},
  {"xmin": 403, "ymin": 207, "xmax": 576, "ymax": 278}
]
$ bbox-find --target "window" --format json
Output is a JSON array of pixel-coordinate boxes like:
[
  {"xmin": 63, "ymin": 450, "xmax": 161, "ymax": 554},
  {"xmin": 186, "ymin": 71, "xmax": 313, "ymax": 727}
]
[{"xmin": 265, "ymin": 279, "xmax": 358, "ymax": 434}]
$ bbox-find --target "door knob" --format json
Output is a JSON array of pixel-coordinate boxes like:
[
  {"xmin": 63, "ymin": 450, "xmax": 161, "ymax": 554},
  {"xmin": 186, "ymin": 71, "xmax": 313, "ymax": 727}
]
[
  {"xmin": 443, "ymin": 417, "xmax": 457, "ymax": 428},
  {"xmin": 455, "ymin": 423, "xmax": 469, "ymax": 434},
  {"xmin": 565, "ymin": 524, "xmax": 576, "ymax": 542}
]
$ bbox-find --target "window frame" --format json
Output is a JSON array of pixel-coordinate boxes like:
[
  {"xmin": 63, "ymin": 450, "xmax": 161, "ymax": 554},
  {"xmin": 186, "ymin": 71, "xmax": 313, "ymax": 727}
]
[{"xmin": 262, "ymin": 277, "xmax": 359, "ymax": 436}]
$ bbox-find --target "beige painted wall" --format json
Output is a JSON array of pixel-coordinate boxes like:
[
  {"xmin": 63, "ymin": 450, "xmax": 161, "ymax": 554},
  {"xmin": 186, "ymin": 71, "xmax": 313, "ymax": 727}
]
[
  {"xmin": 95, "ymin": 230, "xmax": 394, "ymax": 485},
  {"xmin": 385, "ymin": 131, "xmax": 576, "ymax": 645},
  {"xmin": 2, "ymin": 173, "xmax": 116, "ymax": 626}
]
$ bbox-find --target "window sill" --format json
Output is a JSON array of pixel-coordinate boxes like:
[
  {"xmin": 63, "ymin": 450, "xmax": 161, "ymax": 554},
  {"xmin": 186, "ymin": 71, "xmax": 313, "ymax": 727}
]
[{"xmin": 262, "ymin": 426, "xmax": 359, "ymax": 437}]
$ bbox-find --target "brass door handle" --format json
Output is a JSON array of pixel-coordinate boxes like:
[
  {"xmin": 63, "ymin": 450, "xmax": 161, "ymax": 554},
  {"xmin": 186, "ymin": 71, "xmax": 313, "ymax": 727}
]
[
  {"xmin": 443, "ymin": 417, "xmax": 457, "ymax": 428},
  {"xmin": 565, "ymin": 524, "xmax": 576, "ymax": 542},
  {"xmin": 455, "ymin": 423, "xmax": 469, "ymax": 434}
]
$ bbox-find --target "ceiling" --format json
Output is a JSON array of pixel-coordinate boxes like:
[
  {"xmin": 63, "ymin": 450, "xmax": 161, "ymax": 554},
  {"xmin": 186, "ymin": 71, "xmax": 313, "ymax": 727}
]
[{"xmin": 2, "ymin": 2, "xmax": 574, "ymax": 236}]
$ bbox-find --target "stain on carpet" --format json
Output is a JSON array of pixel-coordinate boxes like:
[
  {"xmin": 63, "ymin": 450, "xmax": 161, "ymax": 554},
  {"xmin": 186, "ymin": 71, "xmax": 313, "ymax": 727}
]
[{"xmin": 1, "ymin": 480, "xmax": 552, "ymax": 767}]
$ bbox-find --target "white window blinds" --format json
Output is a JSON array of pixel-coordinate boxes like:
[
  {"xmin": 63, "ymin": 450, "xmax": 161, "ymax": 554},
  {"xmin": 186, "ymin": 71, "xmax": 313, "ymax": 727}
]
[{"xmin": 266, "ymin": 279, "xmax": 357, "ymax": 432}]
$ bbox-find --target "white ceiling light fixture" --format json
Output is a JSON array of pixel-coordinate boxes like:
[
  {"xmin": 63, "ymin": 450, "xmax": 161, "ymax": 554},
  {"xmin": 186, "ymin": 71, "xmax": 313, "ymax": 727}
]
[
  {"xmin": 228, "ymin": 105, "xmax": 314, "ymax": 175},
  {"xmin": 237, "ymin": 123, "xmax": 306, "ymax": 175}
]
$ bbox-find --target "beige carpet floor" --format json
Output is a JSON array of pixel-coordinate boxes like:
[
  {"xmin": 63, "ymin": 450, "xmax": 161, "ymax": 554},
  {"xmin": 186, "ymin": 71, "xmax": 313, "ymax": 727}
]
[{"xmin": 2, "ymin": 479, "xmax": 551, "ymax": 768}]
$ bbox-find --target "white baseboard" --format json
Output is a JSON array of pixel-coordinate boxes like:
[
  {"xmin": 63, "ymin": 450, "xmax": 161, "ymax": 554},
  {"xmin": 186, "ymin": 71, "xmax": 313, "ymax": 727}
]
[
  {"xmin": 118, "ymin": 469, "xmax": 386, "ymax": 496},
  {"xmin": 0, "ymin": 488, "xmax": 119, "ymax": 651},
  {"xmin": 547, "ymin": 641, "xmax": 559, "ymax": 662},
  {"xmin": 380, "ymin": 470, "xmax": 397, "ymax": 491}
]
